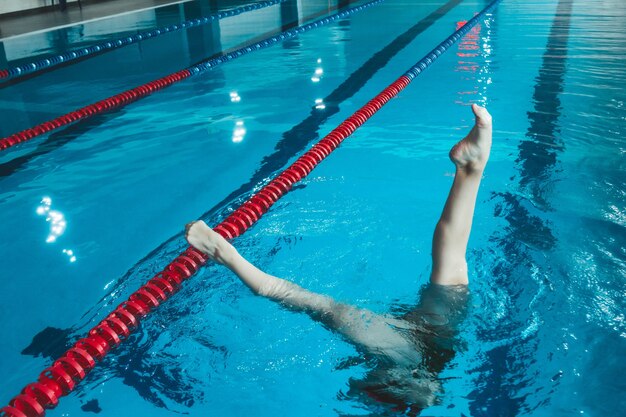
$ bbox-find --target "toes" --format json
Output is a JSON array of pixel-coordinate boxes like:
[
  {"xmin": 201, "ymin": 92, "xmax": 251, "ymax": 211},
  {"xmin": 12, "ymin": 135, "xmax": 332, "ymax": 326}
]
[
  {"xmin": 471, "ymin": 103, "xmax": 483, "ymax": 118},
  {"xmin": 471, "ymin": 104, "xmax": 492, "ymax": 127},
  {"xmin": 185, "ymin": 221, "xmax": 197, "ymax": 237}
]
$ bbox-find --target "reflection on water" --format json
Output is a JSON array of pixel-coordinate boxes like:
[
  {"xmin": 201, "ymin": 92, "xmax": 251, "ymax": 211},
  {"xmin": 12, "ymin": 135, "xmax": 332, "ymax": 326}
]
[
  {"xmin": 314, "ymin": 98, "xmax": 326, "ymax": 110},
  {"xmin": 36, "ymin": 196, "xmax": 77, "ymax": 262},
  {"xmin": 62, "ymin": 248, "xmax": 77, "ymax": 263},
  {"xmin": 36, "ymin": 196, "xmax": 67, "ymax": 243},
  {"xmin": 455, "ymin": 13, "xmax": 494, "ymax": 107},
  {"xmin": 232, "ymin": 120, "xmax": 246, "ymax": 143},
  {"xmin": 311, "ymin": 58, "xmax": 324, "ymax": 82},
  {"xmin": 229, "ymin": 91, "xmax": 241, "ymax": 103}
]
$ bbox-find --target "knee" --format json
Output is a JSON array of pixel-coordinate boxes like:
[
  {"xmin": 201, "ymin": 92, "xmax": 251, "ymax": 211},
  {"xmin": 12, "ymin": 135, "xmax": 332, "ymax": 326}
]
[
  {"xmin": 430, "ymin": 260, "xmax": 468, "ymax": 286},
  {"xmin": 257, "ymin": 276, "xmax": 293, "ymax": 300}
]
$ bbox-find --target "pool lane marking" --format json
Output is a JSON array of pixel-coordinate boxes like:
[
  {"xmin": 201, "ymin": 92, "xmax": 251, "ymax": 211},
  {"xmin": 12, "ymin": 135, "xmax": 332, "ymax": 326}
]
[
  {"xmin": 467, "ymin": 1, "xmax": 573, "ymax": 411},
  {"xmin": 0, "ymin": 2, "xmax": 501, "ymax": 416},
  {"xmin": 0, "ymin": 0, "xmax": 284, "ymax": 83},
  {"xmin": 520, "ymin": 0, "xmax": 573, "ymax": 180},
  {"xmin": 0, "ymin": 0, "xmax": 386, "ymax": 153}
]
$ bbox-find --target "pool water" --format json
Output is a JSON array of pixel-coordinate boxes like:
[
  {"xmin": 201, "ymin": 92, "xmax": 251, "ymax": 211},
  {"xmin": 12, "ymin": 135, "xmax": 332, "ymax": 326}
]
[{"xmin": 1, "ymin": 0, "xmax": 625, "ymax": 416}]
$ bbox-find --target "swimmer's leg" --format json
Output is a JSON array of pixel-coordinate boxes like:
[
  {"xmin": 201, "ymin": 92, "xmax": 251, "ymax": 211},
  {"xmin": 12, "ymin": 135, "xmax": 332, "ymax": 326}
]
[
  {"xmin": 402, "ymin": 106, "xmax": 492, "ymax": 388},
  {"xmin": 185, "ymin": 222, "xmax": 401, "ymax": 350},
  {"xmin": 430, "ymin": 104, "xmax": 492, "ymax": 286}
]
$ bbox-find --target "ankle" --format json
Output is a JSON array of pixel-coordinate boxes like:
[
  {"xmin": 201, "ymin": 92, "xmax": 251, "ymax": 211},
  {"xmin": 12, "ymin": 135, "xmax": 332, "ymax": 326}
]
[
  {"xmin": 456, "ymin": 165, "xmax": 484, "ymax": 179},
  {"xmin": 216, "ymin": 240, "xmax": 238, "ymax": 266}
]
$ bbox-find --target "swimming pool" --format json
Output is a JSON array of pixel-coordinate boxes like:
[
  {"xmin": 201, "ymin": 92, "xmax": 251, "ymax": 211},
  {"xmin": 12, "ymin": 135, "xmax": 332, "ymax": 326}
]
[{"xmin": 1, "ymin": 0, "xmax": 625, "ymax": 415}]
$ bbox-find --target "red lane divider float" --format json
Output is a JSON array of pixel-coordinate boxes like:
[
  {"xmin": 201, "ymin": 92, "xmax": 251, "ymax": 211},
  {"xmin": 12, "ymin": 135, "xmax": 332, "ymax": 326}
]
[
  {"xmin": 0, "ymin": 69, "xmax": 191, "ymax": 151},
  {"xmin": 0, "ymin": 0, "xmax": 501, "ymax": 414},
  {"xmin": 0, "ymin": 247, "xmax": 208, "ymax": 417}
]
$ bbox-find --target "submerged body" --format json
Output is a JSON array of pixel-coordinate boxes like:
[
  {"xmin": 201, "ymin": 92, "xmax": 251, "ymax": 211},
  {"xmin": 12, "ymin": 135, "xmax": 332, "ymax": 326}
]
[
  {"xmin": 338, "ymin": 283, "xmax": 469, "ymax": 413},
  {"xmin": 186, "ymin": 104, "xmax": 492, "ymax": 413}
]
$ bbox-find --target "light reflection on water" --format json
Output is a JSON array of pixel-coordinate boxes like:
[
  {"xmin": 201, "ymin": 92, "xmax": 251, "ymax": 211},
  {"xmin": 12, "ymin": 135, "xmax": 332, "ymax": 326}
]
[{"xmin": 36, "ymin": 196, "xmax": 77, "ymax": 263}]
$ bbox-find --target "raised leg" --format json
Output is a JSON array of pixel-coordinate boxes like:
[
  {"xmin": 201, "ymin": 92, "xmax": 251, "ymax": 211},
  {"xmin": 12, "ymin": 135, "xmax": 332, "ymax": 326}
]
[{"xmin": 430, "ymin": 104, "xmax": 492, "ymax": 286}]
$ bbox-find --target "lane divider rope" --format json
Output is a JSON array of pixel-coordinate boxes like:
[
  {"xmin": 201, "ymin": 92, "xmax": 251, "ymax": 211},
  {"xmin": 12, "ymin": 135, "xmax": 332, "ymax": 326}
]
[
  {"xmin": 0, "ymin": 0, "xmax": 385, "ymax": 153},
  {"xmin": 0, "ymin": 1, "xmax": 501, "ymax": 416},
  {"xmin": 0, "ymin": 0, "xmax": 285, "ymax": 83}
]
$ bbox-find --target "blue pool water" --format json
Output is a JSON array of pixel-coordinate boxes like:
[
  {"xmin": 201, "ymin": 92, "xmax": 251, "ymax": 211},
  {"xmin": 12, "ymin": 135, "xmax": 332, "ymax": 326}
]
[{"xmin": 1, "ymin": 0, "xmax": 625, "ymax": 416}]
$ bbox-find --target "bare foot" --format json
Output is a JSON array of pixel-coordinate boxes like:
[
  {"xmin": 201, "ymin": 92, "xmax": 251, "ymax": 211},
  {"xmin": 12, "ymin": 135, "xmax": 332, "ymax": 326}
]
[
  {"xmin": 185, "ymin": 220, "xmax": 236, "ymax": 265},
  {"xmin": 449, "ymin": 104, "xmax": 492, "ymax": 173}
]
